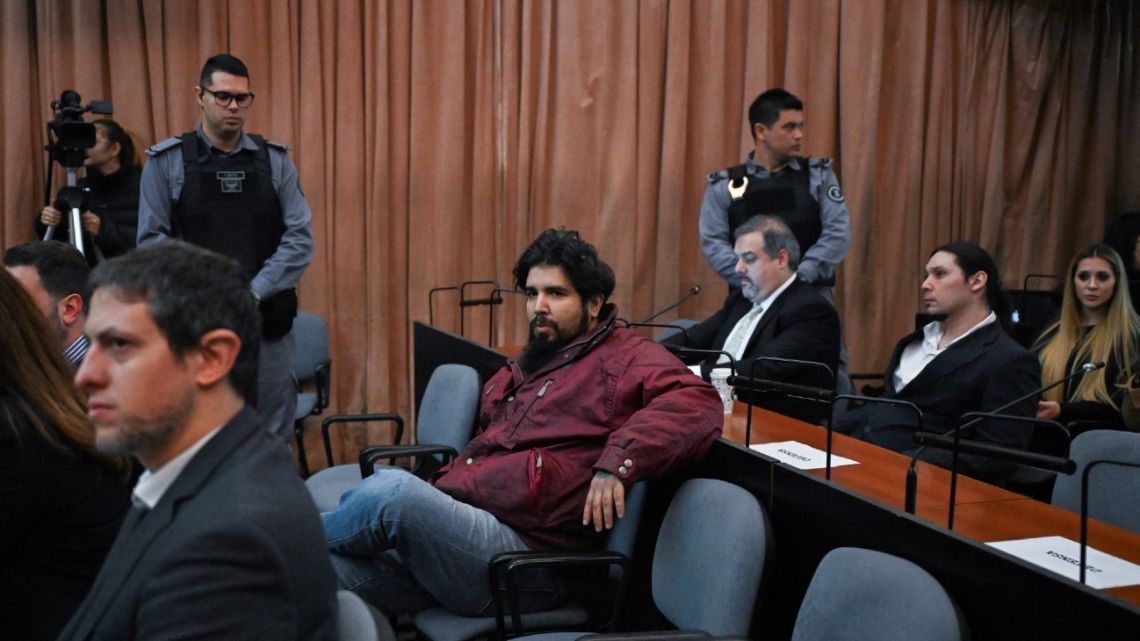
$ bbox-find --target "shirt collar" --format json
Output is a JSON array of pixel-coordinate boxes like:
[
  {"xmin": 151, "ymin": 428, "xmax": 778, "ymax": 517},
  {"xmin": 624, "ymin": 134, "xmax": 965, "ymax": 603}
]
[
  {"xmin": 922, "ymin": 311, "xmax": 997, "ymax": 352},
  {"xmin": 195, "ymin": 124, "xmax": 259, "ymax": 155},
  {"xmin": 63, "ymin": 334, "xmax": 89, "ymax": 367},
  {"xmin": 131, "ymin": 425, "xmax": 225, "ymax": 510},
  {"xmin": 745, "ymin": 151, "xmax": 804, "ymax": 176},
  {"xmin": 754, "ymin": 273, "xmax": 798, "ymax": 310}
]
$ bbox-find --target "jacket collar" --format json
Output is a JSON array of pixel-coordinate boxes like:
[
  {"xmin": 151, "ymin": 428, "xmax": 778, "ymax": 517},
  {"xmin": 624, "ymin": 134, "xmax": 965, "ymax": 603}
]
[
  {"xmin": 62, "ymin": 405, "xmax": 261, "ymax": 638},
  {"xmin": 888, "ymin": 321, "xmax": 1005, "ymax": 395}
]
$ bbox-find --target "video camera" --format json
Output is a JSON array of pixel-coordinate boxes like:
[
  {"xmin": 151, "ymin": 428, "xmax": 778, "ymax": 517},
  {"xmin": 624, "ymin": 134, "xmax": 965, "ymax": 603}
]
[
  {"xmin": 42, "ymin": 90, "xmax": 114, "ymax": 253},
  {"xmin": 46, "ymin": 90, "xmax": 113, "ymax": 168}
]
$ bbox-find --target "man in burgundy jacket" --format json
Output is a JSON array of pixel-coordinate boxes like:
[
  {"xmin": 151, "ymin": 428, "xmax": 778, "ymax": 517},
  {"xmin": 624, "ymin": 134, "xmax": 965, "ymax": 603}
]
[{"xmin": 323, "ymin": 229, "xmax": 723, "ymax": 617}]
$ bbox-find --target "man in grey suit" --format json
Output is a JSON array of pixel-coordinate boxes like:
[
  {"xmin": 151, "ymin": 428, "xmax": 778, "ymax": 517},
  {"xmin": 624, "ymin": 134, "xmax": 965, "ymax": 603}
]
[{"xmin": 59, "ymin": 241, "xmax": 337, "ymax": 640}]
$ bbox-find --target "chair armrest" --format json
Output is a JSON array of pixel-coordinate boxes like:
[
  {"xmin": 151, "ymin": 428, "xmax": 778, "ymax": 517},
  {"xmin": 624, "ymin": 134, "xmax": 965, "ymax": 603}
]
[
  {"xmin": 320, "ymin": 413, "xmax": 406, "ymax": 468},
  {"xmin": 314, "ymin": 361, "xmax": 331, "ymax": 411},
  {"xmin": 358, "ymin": 444, "xmax": 459, "ymax": 478},
  {"xmin": 489, "ymin": 551, "xmax": 632, "ymax": 640},
  {"xmin": 579, "ymin": 632, "xmax": 714, "ymax": 641}
]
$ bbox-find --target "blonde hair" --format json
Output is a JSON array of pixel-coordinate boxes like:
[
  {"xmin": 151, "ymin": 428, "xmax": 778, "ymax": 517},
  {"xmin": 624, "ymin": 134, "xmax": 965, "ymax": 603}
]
[
  {"xmin": 0, "ymin": 270, "xmax": 129, "ymax": 478},
  {"xmin": 1038, "ymin": 244, "xmax": 1140, "ymax": 407}
]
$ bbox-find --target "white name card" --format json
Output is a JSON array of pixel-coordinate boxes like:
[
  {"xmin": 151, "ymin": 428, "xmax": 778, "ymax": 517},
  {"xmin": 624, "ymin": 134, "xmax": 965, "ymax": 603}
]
[
  {"xmin": 987, "ymin": 536, "xmax": 1140, "ymax": 589},
  {"xmin": 749, "ymin": 440, "xmax": 858, "ymax": 470}
]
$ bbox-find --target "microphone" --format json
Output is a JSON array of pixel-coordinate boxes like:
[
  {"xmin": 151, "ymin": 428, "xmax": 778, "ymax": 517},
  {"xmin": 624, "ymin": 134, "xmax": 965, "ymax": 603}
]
[
  {"xmin": 913, "ymin": 412, "xmax": 1072, "ymax": 529},
  {"xmin": 902, "ymin": 361, "xmax": 1101, "ymax": 519},
  {"xmin": 641, "ymin": 285, "xmax": 700, "ymax": 324},
  {"xmin": 727, "ymin": 375, "xmax": 834, "ymax": 402},
  {"xmin": 623, "ymin": 321, "xmax": 693, "ymax": 347}
]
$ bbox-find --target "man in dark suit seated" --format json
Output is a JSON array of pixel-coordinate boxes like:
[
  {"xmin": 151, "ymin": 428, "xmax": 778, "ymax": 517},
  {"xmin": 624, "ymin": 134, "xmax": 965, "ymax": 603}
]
[
  {"xmin": 59, "ymin": 241, "xmax": 338, "ymax": 640},
  {"xmin": 322, "ymin": 229, "xmax": 723, "ymax": 618},
  {"xmin": 668, "ymin": 215, "xmax": 840, "ymax": 423},
  {"xmin": 834, "ymin": 241, "xmax": 1041, "ymax": 486}
]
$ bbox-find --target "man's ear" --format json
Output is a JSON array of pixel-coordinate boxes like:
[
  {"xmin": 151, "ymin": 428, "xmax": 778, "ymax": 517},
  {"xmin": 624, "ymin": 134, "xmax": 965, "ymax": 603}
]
[
  {"xmin": 753, "ymin": 122, "xmax": 768, "ymax": 143},
  {"xmin": 192, "ymin": 329, "xmax": 242, "ymax": 388},
  {"xmin": 58, "ymin": 293, "xmax": 84, "ymax": 327},
  {"xmin": 194, "ymin": 85, "xmax": 205, "ymax": 107},
  {"xmin": 587, "ymin": 295, "xmax": 604, "ymax": 321},
  {"xmin": 968, "ymin": 270, "xmax": 988, "ymax": 293}
]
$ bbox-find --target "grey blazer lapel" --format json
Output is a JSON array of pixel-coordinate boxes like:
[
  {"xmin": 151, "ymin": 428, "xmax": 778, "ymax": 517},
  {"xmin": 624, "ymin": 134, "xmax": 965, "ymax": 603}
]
[{"xmin": 60, "ymin": 406, "xmax": 260, "ymax": 639}]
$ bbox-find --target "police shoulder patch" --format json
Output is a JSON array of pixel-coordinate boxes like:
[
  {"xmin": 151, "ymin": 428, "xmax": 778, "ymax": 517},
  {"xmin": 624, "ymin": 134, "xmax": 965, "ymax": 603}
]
[
  {"xmin": 146, "ymin": 136, "xmax": 182, "ymax": 157},
  {"xmin": 706, "ymin": 168, "xmax": 730, "ymax": 183},
  {"xmin": 827, "ymin": 184, "xmax": 845, "ymax": 203}
]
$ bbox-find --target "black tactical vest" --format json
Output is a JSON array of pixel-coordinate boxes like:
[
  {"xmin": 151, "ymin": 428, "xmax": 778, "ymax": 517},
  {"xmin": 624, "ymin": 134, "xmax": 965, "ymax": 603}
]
[
  {"xmin": 172, "ymin": 133, "xmax": 296, "ymax": 339},
  {"xmin": 725, "ymin": 160, "xmax": 821, "ymax": 262}
]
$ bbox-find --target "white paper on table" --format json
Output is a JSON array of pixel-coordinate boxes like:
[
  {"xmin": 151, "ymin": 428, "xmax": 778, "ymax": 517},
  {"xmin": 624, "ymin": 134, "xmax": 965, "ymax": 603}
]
[
  {"xmin": 986, "ymin": 536, "xmax": 1140, "ymax": 589},
  {"xmin": 749, "ymin": 440, "xmax": 858, "ymax": 470}
]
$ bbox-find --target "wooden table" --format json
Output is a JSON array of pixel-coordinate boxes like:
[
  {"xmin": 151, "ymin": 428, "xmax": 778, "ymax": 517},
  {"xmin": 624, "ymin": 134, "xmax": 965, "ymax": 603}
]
[
  {"xmin": 722, "ymin": 402, "xmax": 1023, "ymax": 523},
  {"xmin": 723, "ymin": 401, "xmax": 1140, "ymax": 607}
]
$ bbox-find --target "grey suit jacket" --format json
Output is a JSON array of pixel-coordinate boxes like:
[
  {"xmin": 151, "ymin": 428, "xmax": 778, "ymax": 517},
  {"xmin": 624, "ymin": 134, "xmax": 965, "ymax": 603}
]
[{"xmin": 58, "ymin": 406, "xmax": 338, "ymax": 641}]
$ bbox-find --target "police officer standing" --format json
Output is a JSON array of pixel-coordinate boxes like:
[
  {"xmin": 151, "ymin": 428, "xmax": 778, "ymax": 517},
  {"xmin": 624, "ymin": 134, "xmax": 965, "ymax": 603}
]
[
  {"xmin": 699, "ymin": 88, "xmax": 850, "ymax": 297},
  {"xmin": 138, "ymin": 53, "xmax": 312, "ymax": 440}
]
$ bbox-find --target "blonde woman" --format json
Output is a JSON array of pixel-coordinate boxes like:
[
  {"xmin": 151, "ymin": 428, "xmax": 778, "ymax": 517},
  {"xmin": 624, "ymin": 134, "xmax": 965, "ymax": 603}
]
[{"xmin": 1035, "ymin": 244, "xmax": 1140, "ymax": 429}]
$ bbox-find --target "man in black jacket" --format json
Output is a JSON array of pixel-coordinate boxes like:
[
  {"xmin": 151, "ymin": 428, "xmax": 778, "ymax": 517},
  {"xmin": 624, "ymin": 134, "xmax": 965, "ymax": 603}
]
[
  {"xmin": 833, "ymin": 241, "xmax": 1041, "ymax": 486},
  {"xmin": 669, "ymin": 215, "xmax": 840, "ymax": 423}
]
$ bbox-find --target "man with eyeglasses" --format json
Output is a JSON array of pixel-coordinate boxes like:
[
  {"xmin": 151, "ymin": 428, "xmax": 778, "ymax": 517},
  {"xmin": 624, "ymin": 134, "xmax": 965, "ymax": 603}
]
[{"xmin": 138, "ymin": 53, "xmax": 313, "ymax": 441}]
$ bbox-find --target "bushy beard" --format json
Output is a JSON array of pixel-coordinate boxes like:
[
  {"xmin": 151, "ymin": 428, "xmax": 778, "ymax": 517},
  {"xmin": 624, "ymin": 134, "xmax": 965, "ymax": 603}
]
[{"xmin": 516, "ymin": 310, "xmax": 589, "ymax": 374}]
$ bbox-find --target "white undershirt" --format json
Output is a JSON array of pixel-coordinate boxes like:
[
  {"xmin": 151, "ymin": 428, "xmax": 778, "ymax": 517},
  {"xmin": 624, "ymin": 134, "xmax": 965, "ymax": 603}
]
[
  {"xmin": 718, "ymin": 273, "xmax": 798, "ymax": 364},
  {"xmin": 131, "ymin": 425, "xmax": 224, "ymax": 509},
  {"xmin": 893, "ymin": 312, "xmax": 997, "ymax": 392}
]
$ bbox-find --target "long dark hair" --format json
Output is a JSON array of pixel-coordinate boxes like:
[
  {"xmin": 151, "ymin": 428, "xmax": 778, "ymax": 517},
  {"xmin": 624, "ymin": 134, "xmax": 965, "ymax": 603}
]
[
  {"xmin": 94, "ymin": 119, "xmax": 141, "ymax": 169},
  {"xmin": 931, "ymin": 241, "xmax": 1014, "ymax": 329},
  {"xmin": 0, "ymin": 270, "xmax": 129, "ymax": 477}
]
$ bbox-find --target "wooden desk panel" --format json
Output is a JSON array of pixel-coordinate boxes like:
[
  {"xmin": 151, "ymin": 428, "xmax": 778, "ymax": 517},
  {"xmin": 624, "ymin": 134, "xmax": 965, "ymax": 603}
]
[
  {"xmin": 722, "ymin": 403, "xmax": 1022, "ymax": 523},
  {"xmin": 721, "ymin": 402, "xmax": 1140, "ymax": 610},
  {"xmin": 954, "ymin": 498, "xmax": 1140, "ymax": 605}
]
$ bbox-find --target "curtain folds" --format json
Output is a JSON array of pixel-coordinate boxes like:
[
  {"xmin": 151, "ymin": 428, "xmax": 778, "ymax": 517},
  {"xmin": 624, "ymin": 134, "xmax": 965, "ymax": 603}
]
[{"xmin": 2, "ymin": 0, "xmax": 1137, "ymax": 469}]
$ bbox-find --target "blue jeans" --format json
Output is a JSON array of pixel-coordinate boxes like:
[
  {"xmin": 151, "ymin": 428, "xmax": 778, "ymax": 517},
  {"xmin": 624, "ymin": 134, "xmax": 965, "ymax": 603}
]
[{"xmin": 323, "ymin": 467, "xmax": 567, "ymax": 617}]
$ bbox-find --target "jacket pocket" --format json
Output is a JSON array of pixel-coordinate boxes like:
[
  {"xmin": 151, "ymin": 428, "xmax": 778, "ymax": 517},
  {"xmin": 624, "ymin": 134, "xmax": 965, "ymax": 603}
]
[{"xmin": 526, "ymin": 448, "xmax": 543, "ymax": 510}]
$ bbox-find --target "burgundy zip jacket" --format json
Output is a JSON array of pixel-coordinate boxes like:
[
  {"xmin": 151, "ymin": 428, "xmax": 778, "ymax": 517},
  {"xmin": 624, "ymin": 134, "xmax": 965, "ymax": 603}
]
[{"xmin": 433, "ymin": 307, "xmax": 723, "ymax": 550}]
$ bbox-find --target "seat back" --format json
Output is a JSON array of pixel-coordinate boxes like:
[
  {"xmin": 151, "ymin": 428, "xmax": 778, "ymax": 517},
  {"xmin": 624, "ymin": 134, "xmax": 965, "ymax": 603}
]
[
  {"xmin": 790, "ymin": 547, "xmax": 966, "ymax": 641},
  {"xmin": 293, "ymin": 311, "xmax": 331, "ymax": 382},
  {"xmin": 650, "ymin": 478, "xmax": 767, "ymax": 637},
  {"xmin": 1051, "ymin": 429, "xmax": 1140, "ymax": 534},
  {"xmin": 337, "ymin": 590, "xmax": 396, "ymax": 641},
  {"xmin": 417, "ymin": 364, "xmax": 482, "ymax": 459}
]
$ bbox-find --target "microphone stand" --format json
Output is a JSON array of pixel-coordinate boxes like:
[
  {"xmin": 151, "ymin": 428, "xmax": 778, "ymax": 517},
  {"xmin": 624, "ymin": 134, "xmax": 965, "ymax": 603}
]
[
  {"xmin": 1079, "ymin": 459, "xmax": 1140, "ymax": 583},
  {"xmin": 621, "ymin": 321, "xmax": 693, "ymax": 347},
  {"xmin": 640, "ymin": 286, "xmax": 700, "ymax": 324},
  {"xmin": 905, "ymin": 361, "xmax": 1102, "ymax": 522},
  {"xmin": 459, "ymin": 280, "xmax": 502, "ymax": 344},
  {"xmin": 915, "ymin": 412, "xmax": 1070, "ymax": 529},
  {"xmin": 731, "ymin": 356, "xmax": 835, "ymax": 453}
]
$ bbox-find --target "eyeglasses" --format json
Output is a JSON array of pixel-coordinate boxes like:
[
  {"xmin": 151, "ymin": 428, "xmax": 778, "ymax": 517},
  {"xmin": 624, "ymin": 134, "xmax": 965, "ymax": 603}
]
[{"xmin": 201, "ymin": 87, "xmax": 256, "ymax": 108}]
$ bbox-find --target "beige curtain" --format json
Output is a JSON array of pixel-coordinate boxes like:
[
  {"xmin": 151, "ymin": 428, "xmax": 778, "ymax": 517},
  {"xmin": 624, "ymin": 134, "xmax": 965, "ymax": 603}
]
[{"xmin": 3, "ymin": 0, "xmax": 1138, "ymax": 469}]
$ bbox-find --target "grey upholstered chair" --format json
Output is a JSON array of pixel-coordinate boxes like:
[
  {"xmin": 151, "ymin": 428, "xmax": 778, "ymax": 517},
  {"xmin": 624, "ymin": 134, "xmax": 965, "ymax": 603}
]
[
  {"xmin": 413, "ymin": 482, "xmax": 648, "ymax": 641},
  {"xmin": 292, "ymin": 310, "xmax": 331, "ymax": 475},
  {"xmin": 790, "ymin": 547, "xmax": 967, "ymax": 641},
  {"xmin": 1051, "ymin": 429, "xmax": 1140, "ymax": 535},
  {"xmin": 337, "ymin": 589, "xmax": 396, "ymax": 641},
  {"xmin": 511, "ymin": 477, "xmax": 769, "ymax": 641},
  {"xmin": 305, "ymin": 363, "xmax": 481, "ymax": 512}
]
